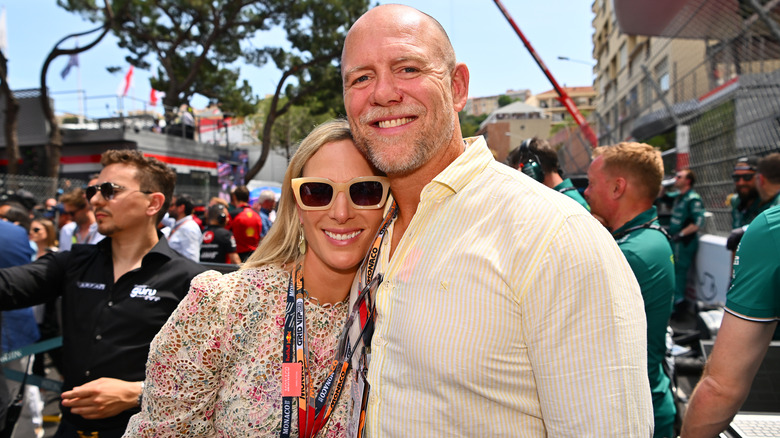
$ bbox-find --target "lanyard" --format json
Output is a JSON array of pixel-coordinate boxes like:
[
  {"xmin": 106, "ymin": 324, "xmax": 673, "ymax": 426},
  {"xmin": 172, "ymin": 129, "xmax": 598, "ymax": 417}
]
[
  {"xmin": 352, "ymin": 201, "xmax": 398, "ymax": 438},
  {"xmin": 612, "ymin": 216, "xmax": 671, "ymax": 241},
  {"xmin": 279, "ymin": 201, "xmax": 398, "ymax": 438},
  {"xmin": 72, "ymin": 226, "xmax": 97, "ymax": 244},
  {"xmin": 280, "ymin": 265, "xmax": 354, "ymax": 438},
  {"xmin": 169, "ymin": 216, "xmax": 193, "ymax": 237}
]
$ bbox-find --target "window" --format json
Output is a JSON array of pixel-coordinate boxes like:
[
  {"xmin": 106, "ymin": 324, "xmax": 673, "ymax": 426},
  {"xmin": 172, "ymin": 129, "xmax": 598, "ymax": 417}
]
[
  {"xmin": 655, "ymin": 58, "xmax": 670, "ymax": 93},
  {"xmin": 619, "ymin": 42, "xmax": 627, "ymax": 70}
]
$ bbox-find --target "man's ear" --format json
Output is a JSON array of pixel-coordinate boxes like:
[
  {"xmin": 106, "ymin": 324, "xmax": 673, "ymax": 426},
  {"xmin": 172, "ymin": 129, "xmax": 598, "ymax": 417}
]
[
  {"xmin": 451, "ymin": 63, "xmax": 470, "ymax": 112},
  {"xmin": 146, "ymin": 193, "xmax": 166, "ymax": 219},
  {"xmin": 613, "ymin": 177, "xmax": 627, "ymax": 199}
]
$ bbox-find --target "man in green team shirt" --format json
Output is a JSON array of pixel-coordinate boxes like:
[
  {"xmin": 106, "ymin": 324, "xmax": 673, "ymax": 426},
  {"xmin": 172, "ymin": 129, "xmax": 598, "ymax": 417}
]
[
  {"xmin": 756, "ymin": 152, "xmax": 780, "ymax": 209},
  {"xmin": 506, "ymin": 137, "xmax": 590, "ymax": 211},
  {"xmin": 585, "ymin": 142, "xmax": 676, "ymax": 438},
  {"xmin": 681, "ymin": 204, "xmax": 780, "ymax": 437},
  {"xmin": 669, "ymin": 168, "xmax": 706, "ymax": 313}
]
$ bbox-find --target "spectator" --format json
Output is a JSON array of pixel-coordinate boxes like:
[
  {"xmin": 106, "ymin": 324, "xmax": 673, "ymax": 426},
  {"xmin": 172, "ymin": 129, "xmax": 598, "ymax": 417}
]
[
  {"xmin": 584, "ymin": 142, "xmax": 676, "ymax": 437},
  {"xmin": 506, "ymin": 136, "xmax": 590, "ymax": 211},
  {"xmin": 680, "ymin": 205, "xmax": 780, "ymax": 437},
  {"xmin": 198, "ymin": 204, "xmax": 240, "ymax": 265},
  {"xmin": 58, "ymin": 188, "xmax": 104, "ymax": 251},
  {"xmin": 124, "ymin": 119, "xmax": 387, "ymax": 436},
  {"xmin": 228, "ymin": 186, "xmax": 263, "ymax": 262},
  {"xmin": 340, "ymin": 5, "xmax": 652, "ymax": 436},
  {"xmin": 29, "ymin": 218, "xmax": 58, "ymax": 260},
  {"xmin": 0, "ymin": 150, "xmax": 206, "ymax": 437},
  {"xmin": 256, "ymin": 190, "xmax": 276, "ymax": 237},
  {"xmin": 166, "ymin": 194, "xmax": 202, "ymax": 262},
  {"xmin": 0, "ymin": 218, "xmax": 42, "ymax": 438}
]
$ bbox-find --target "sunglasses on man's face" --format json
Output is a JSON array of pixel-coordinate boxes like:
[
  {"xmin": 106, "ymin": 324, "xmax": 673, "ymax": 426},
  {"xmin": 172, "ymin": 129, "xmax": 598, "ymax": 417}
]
[
  {"xmin": 731, "ymin": 173, "xmax": 755, "ymax": 183},
  {"xmin": 291, "ymin": 176, "xmax": 390, "ymax": 211},
  {"xmin": 85, "ymin": 182, "xmax": 153, "ymax": 203}
]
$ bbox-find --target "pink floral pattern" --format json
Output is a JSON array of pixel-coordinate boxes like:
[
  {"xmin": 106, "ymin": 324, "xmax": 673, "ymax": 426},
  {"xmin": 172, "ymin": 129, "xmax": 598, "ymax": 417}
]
[{"xmin": 124, "ymin": 265, "xmax": 353, "ymax": 437}]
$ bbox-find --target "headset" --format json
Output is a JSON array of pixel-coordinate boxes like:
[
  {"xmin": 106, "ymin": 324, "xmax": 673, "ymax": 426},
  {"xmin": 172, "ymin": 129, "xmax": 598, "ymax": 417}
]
[{"xmin": 515, "ymin": 138, "xmax": 545, "ymax": 182}]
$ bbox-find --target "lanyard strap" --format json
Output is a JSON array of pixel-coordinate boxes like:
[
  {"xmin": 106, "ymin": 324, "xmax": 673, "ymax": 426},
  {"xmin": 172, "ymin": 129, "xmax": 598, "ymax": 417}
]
[
  {"xmin": 169, "ymin": 217, "xmax": 193, "ymax": 237},
  {"xmin": 280, "ymin": 265, "xmax": 356, "ymax": 438},
  {"xmin": 612, "ymin": 216, "xmax": 671, "ymax": 241}
]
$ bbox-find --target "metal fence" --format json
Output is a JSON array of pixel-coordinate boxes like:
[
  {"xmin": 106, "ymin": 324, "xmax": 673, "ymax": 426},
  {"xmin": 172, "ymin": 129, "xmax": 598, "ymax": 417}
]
[
  {"xmin": 0, "ymin": 174, "xmax": 87, "ymax": 206},
  {"xmin": 561, "ymin": 0, "xmax": 780, "ymax": 237}
]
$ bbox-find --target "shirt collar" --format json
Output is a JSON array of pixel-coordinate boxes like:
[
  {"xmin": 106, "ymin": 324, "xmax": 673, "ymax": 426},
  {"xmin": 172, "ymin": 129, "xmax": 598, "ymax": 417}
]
[
  {"xmin": 97, "ymin": 231, "xmax": 180, "ymax": 263},
  {"xmin": 611, "ymin": 206, "xmax": 659, "ymax": 236},
  {"xmin": 424, "ymin": 136, "xmax": 492, "ymax": 200}
]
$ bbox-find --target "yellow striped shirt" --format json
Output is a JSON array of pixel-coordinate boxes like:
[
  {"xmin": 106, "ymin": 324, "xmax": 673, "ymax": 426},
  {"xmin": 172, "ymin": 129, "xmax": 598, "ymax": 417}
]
[{"xmin": 364, "ymin": 136, "xmax": 653, "ymax": 437}]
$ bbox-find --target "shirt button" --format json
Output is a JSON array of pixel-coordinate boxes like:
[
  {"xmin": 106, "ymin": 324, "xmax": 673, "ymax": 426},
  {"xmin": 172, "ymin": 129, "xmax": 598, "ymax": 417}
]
[
  {"xmin": 95, "ymin": 334, "xmax": 102, "ymax": 341},
  {"xmin": 85, "ymin": 370, "xmax": 90, "ymax": 377}
]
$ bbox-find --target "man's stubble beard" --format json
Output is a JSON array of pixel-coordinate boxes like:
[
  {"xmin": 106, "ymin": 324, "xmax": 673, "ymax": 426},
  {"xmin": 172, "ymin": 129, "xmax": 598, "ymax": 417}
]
[{"xmin": 351, "ymin": 111, "xmax": 455, "ymax": 176}]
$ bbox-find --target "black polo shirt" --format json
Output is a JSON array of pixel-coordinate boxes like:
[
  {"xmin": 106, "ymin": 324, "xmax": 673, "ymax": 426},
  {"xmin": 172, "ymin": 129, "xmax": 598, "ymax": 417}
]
[
  {"xmin": 199, "ymin": 225, "xmax": 237, "ymax": 264},
  {"xmin": 0, "ymin": 234, "xmax": 206, "ymax": 431}
]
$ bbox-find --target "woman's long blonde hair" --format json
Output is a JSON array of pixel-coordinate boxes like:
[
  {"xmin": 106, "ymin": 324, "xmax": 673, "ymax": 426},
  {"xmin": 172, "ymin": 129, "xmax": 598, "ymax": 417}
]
[{"xmin": 242, "ymin": 119, "xmax": 355, "ymax": 269}]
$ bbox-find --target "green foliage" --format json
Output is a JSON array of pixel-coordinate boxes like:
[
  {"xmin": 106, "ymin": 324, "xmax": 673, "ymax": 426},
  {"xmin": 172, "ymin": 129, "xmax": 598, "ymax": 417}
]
[
  {"xmin": 57, "ymin": 0, "xmax": 283, "ymax": 117},
  {"xmin": 459, "ymin": 112, "xmax": 488, "ymax": 137},
  {"xmin": 58, "ymin": 0, "xmax": 371, "ymax": 181},
  {"xmin": 497, "ymin": 94, "xmax": 516, "ymax": 108}
]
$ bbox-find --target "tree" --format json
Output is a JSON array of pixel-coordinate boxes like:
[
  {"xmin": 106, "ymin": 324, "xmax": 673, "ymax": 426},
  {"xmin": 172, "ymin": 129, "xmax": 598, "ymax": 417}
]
[
  {"xmin": 244, "ymin": 0, "xmax": 370, "ymax": 182},
  {"xmin": 497, "ymin": 94, "xmax": 517, "ymax": 108},
  {"xmin": 59, "ymin": 0, "xmax": 370, "ymax": 183},
  {"xmin": 246, "ymin": 96, "xmax": 337, "ymax": 163},
  {"xmin": 40, "ymin": 1, "xmax": 114, "ymax": 180},
  {"xmin": 57, "ymin": 0, "xmax": 289, "ymax": 120}
]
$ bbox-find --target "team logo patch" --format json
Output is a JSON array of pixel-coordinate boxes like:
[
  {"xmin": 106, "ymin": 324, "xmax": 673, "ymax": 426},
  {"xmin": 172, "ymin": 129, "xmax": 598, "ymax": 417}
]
[
  {"xmin": 203, "ymin": 231, "xmax": 215, "ymax": 244},
  {"xmin": 77, "ymin": 282, "xmax": 106, "ymax": 290},
  {"xmin": 130, "ymin": 285, "xmax": 161, "ymax": 301},
  {"xmin": 246, "ymin": 228, "xmax": 256, "ymax": 237}
]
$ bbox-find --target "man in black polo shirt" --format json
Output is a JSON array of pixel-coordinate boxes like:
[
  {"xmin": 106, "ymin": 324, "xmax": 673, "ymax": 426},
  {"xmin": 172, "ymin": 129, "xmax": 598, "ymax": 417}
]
[
  {"xmin": 0, "ymin": 150, "xmax": 206, "ymax": 437},
  {"xmin": 199, "ymin": 204, "xmax": 240, "ymax": 265}
]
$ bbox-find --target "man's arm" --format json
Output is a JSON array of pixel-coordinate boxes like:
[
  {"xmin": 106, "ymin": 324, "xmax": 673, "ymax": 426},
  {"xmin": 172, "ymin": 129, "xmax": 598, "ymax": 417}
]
[
  {"xmin": 60, "ymin": 378, "xmax": 143, "ymax": 420},
  {"xmin": 0, "ymin": 252, "xmax": 66, "ymax": 310},
  {"xmin": 227, "ymin": 252, "xmax": 241, "ymax": 265},
  {"xmin": 681, "ymin": 314, "xmax": 776, "ymax": 438}
]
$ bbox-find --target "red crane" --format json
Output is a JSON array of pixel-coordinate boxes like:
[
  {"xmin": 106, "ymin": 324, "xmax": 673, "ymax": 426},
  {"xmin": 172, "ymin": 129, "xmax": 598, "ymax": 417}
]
[{"xmin": 493, "ymin": 0, "xmax": 599, "ymax": 148}]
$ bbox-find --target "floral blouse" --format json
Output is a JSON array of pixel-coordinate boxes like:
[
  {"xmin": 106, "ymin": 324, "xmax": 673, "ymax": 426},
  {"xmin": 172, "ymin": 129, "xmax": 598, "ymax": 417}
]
[{"xmin": 124, "ymin": 265, "xmax": 353, "ymax": 437}]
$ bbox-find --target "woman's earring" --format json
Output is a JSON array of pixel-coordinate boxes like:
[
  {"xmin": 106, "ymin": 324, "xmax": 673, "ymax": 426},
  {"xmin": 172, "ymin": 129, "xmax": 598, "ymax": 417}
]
[{"xmin": 298, "ymin": 226, "xmax": 307, "ymax": 255}]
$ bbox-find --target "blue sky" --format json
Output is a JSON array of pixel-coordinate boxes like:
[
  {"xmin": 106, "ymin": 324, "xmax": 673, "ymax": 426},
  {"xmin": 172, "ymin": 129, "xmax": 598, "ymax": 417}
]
[{"xmin": 4, "ymin": 0, "xmax": 595, "ymax": 117}]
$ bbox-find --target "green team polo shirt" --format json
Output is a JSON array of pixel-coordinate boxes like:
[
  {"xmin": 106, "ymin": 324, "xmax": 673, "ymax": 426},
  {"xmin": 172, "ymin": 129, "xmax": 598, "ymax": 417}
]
[
  {"xmin": 612, "ymin": 206, "xmax": 676, "ymax": 431},
  {"xmin": 554, "ymin": 178, "xmax": 590, "ymax": 211},
  {"xmin": 726, "ymin": 205, "xmax": 780, "ymax": 325},
  {"xmin": 670, "ymin": 189, "xmax": 706, "ymax": 236}
]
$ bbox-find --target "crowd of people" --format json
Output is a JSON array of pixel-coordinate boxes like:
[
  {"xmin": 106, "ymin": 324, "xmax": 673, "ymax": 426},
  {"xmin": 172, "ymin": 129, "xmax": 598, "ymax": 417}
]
[{"xmin": 0, "ymin": 4, "xmax": 777, "ymax": 438}]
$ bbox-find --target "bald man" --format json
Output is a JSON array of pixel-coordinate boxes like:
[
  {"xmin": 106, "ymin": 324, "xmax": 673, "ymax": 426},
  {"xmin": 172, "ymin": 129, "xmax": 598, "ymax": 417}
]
[{"xmin": 341, "ymin": 5, "xmax": 653, "ymax": 437}]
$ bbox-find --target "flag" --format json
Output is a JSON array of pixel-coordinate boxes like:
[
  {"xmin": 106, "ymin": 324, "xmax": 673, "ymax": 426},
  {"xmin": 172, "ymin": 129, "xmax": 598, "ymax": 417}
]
[
  {"xmin": 117, "ymin": 65, "xmax": 134, "ymax": 97},
  {"xmin": 0, "ymin": 7, "xmax": 8, "ymax": 56},
  {"xmin": 60, "ymin": 54, "xmax": 79, "ymax": 79},
  {"xmin": 150, "ymin": 89, "xmax": 166, "ymax": 106}
]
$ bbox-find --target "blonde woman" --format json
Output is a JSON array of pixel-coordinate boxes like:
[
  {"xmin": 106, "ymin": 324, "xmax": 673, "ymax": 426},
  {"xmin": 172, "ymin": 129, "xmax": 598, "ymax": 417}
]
[{"xmin": 125, "ymin": 119, "xmax": 388, "ymax": 437}]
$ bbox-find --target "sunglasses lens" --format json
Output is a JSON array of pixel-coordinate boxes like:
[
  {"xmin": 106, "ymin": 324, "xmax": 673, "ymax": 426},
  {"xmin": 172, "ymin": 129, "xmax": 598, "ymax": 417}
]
[
  {"xmin": 32, "ymin": 227, "xmax": 41, "ymax": 232},
  {"xmin": 85, "ymin": 186, "xmax": 97, "ymax": 200},
  {"xmin": 100, "ymin": 183, "xmax": 115, "ymax": 200},
  {"xmin": 299, "ymin": 182, "xmax": 333, "ymax": 207},
  {"xmin": 349, "ymin": 181, "xmax": 384, "ymax": 206}
]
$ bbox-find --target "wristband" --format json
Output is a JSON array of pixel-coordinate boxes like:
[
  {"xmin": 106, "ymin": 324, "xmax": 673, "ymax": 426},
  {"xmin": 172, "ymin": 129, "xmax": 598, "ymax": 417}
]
[{"xmin": 137, "ymin": 381, "xmax": 144, "ymax": 407}]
